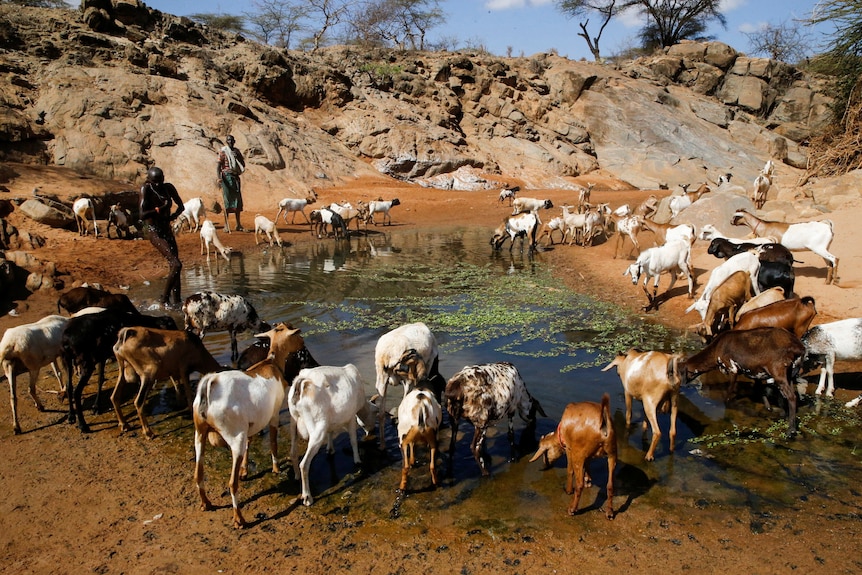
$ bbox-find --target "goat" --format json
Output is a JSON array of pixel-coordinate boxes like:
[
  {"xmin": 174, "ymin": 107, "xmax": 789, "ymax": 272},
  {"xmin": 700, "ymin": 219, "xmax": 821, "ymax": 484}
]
[
  {"xmin": 800, "ymin": 318, "xmax": 862, "ymax": 397},
  {"xmin": 560, "ymin": 205, "xmax": 589, "ymax": 246},
  {"xmin": 498, "ymin": 187, "xmax": 518, "ymax": 205},
  {"xmin": 328, "ymin": 202, "xmax": 364, "ymax": 231},
  {"xmin": 678, "ymin": 327, "xmax": 806, "ymax": 438},
  {"xmin": 445, "ymin": 362, "xmax": 546, "ymax": 476},
  {"xmin": 182, "ymin": 291, "xmax": 270, "ymax": 362},
  {"xmin": 512, "ymin": 197, "xmax": 554, "ymax": 217},
  {"xmin": 193, "ymin": 324, "xmax": 304, "ymax": 528},
  {"xmin": 752, "ymin": 173, "xmax": 771, "ymax": 210},
  {"xmin": 57, "ymin": 286, "xmax": 138, "ymax": 316},
  {"xmin": 537, "ymin": 216, "xmax": 566, "ymax": 246},
  {"xmin": 172, "ymin": 197, "xmax": 206, "ymax": 233},
  {"xmin": 623, "ymin": 239, "xmax": 694, "ymax": 311},
  {"xmin": 735, "ymin": 286, "xmax": 786, "ymax": 320},
  {"xmin": 733, "ymin": 296, "xmax": 817, "ymax": 338},
  {"xmin": 670, "ymin": 183, "xmax": 710, "ymax": 219},
  {"xmin": 529, "ymin": 394, "xmax": 616, "ymax": 518},
  {"xmin": 717, "ymin": 173, "xmax": 732, "ymax": 185},
  {"xmin": 707, "ymin": 239, "xmax": 795, "ymax": 296},
  {"xmin": 698, "ymin": 223, "xmax": 778, "ymax": 245},
  {"xmin": 490, "ymin": 212, "xmax": 539, "ymax": 253},
  {"xmin": 199, "ymin": 220, "xmax": 232, "ymax": 262},
  {"xmin": 253, "ymin": 214, "xmax": 283, "ymax": 247},
  {"xmin": 61, "ymin": 309, "xmax": 178, "ymax": 433},
  {"xmin": 602, "ymin": 350, "xmax": 681, "ymax": 460},
  {"xmin": 686, "ymin": 250, "xmax": 761, "ymax": 320},
  {"xmin": 310, "ymin": 208, "xmax": 348, "ymax": 239},
  {"xmin": 72, "ymin": 197, "xmax": 98, "ymax": 237},
  {"xmin": 391, "ymin": 348, "xmax": 444, "ymax": 492},
  {"xmin": 373, "ymin": 322, "xmax": 440, "ymax": 450},
  {"xmin": 608, "ymin": 211, "xmax": 641, "ymax": 258},
  {"xmin": 275, "ymin": 194, "xmax": 316, "ymax": 225},
  {"xmin": 731, "ymin": 209, "xmax": 838, "ymax": 284},
  {"xmin": 576, "ymin": 183, "xmax": 595, "ymax": 213},
  {"xmin": 288, "ymin": 363, "xmax": 378, "ymax": 506},
  {"xmin": 633, "ymin": 194, "xmax": 658, "ymax": 219},
  {"xmin": 367, "ymin": 198, "xmax": 401, "ymax": 226},
  {"xmin": 1, "ymin": 315, "xmax": 70, "ymax": 434},
  {"xmin": 695, "ymin": 271, "xmax": 753, "ymax": 340},
  {"xmin": 639, "ymin": 218, "xmax": 696, "ymax": 248},
  {"xmin": 396, "ymin": 388, "xmax": 442, "ymax": 491},
  {"xmin": 111, "ymin": 327, "xmax": 222, "ymax": 438},
  {"xmin": 106, "ymin": 204, "xmax": 132, "ymax": 239}
]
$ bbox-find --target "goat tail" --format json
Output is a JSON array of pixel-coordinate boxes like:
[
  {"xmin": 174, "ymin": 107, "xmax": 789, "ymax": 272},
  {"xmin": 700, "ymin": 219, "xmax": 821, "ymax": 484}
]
[
  {"xmin": 600, "ymin": 393, "xmax": 612, "ymax": 438},
  {"xmin": 197, "ymin": 373, "xmax": 216, "ymax": 421},
  {"xmin": 668, "ymin": 354, "xmax": 682, "ymax": 391}
]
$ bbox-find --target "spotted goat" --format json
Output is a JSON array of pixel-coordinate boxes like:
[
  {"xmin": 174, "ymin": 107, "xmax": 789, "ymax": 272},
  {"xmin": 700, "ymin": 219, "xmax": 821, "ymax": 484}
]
[
  {"xmin": 445, "ymin": 362, "xmax": 546, "ymax": 476},
  {"xmin": 182, "ymin": 291, "xmax": 270, "ymax": 361}
]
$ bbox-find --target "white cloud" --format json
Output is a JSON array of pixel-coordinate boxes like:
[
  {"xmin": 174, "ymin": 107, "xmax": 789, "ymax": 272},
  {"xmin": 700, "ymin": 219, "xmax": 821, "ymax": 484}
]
[
  {"xmin": 485, "ymin": 0, "xmax": 554, "ymax": 10},
  {"xmin": 618, "ymin": 8, "xmax": 646, "ymax": 29},
  {"xmin": 738, "ymin": 21, "xmax": 767, "ymax": 34},
  {"xmin": 719, "ymin": 0, "xmax": 748, "ymax": 12}
]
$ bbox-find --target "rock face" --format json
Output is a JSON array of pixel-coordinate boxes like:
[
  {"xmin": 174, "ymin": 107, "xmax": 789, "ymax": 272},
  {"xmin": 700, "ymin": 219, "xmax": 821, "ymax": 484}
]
[{"xmin": 0, "ymin": 2, "xmax": 842, "ymax": 204}]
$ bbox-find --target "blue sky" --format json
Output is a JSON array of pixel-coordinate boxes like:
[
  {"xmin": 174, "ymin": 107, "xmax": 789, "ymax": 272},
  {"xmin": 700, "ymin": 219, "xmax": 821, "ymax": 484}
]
[{"xmin": 140, "ymin": 0, "xmax": 833, "ymax": 60}]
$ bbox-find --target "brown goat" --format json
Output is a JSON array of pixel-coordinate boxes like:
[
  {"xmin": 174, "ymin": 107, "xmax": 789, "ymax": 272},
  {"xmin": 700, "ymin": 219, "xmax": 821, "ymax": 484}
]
[
  {"xmin": 57, "ymin": 285, "xmax": 138, "ymax": 316},
  {"xmin": 602, "ymin": 349, "xmax": 681, "ymax": 460},
  {"xmin": 530, "ymin": 394, "xmax": 616, "ymax": 519},
  {"xmin": 732, "ymin": 296, "xmax": 816, "ymax": 338},
  {"xmin": 678, "ymin": 327, "xmax": 806, "ymax": 437},
  {"xmin": 697, "ymin": 270, "xmax": 754, "ymax": 340},
  {"xmin": 111, "ymin": 327, "xmax": 223, "ymax": 438}
]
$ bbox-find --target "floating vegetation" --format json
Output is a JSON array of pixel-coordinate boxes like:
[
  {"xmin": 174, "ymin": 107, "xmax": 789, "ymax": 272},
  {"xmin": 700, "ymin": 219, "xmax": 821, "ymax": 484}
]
[{"xmin": 289, "ymin": 261, "xmax": 674, "ymax": 370}]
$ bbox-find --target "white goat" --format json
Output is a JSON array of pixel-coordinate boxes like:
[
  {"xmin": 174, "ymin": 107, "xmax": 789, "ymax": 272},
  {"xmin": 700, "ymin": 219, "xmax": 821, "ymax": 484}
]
[
  {"xmin": 801, "ymin": 318, "xmax": 862, "ymax": 397},
  {"xmin": 253, "ymin": 214, "xmax": 283, "ymax": 247},
  {"xmin": 0, "ymin": 314, "xmax": 69, "ymax": 433},
  {"xmin": 576, "ymin": 183, "xmax": 595, "ymax": 212},
  {"xmin": 367, "ymin": 198, "xmax": 401, "ymax": 226},
  {"xmin": 275, "ymin": 195, "xmax": 316, "ymax": 225},
  {"xmin": 374, "ymin": 322, "xmax": 439, "ymax": 450},
  {"xmin": 731, "ymin": 209, "xmax": 838, "ymax": 284},
  {"xmin": 685, "ymin": 249, "xmax": 762, "ymax": 320},
  {"xmin": 288, "ymin": 363, "xmax": 377, "ymax": 506},
  {"xmin": 498, "ymin": 188, "xmax": 517, "ymax": 205},
  {"xmin": 752, "ymin": 173, "xmax": 771, "ymax": 210},
  {"xmin": 512, "ymin": 197, "xmax": 553, "ymax": 216},
  {"xmin": 698, "ymin": 223, "xmax": 778, "ymax": 245},
  {"xmin": 173, "ymin": 197, "xmax": 206, "ymax": 233},
  {"xmin": 329, "ymin": 202, "xmax": 363, "ymax": 230},
  {"xmin": 717, "ymin": 173, "xmax": 733, "ymax": 185},
  {"xmin": 72, "ymin": 197, "xmax": 98, "ymax": 237},
  {"xmin": 199, "ymin": 220, "xmax": 232, "ymax": 262},
  {"xmin": 193, "ymin": 324, "xmax": 301, "ymax": 528},
  {"xmin": 490, "ymin": 212, "xmax": 539, "ymax": 252},
  {"xmin": 624, "ymin": 239, "xmax": 694, "ymax": 310},
  {"xmin": 537, "ymin": 216, "xmax": 566, "ymax": 246}
]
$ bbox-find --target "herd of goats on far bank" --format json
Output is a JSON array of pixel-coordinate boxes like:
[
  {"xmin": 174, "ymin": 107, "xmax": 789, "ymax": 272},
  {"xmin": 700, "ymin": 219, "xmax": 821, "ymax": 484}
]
[{"xmin": 1, "ymin": 157, "xmax": 861, "ymax": 528}]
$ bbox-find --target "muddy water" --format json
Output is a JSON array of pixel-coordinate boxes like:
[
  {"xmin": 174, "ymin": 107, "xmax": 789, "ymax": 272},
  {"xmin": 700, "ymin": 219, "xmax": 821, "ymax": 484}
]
[{"xmin": 130, "ymin": 226, "xmax": 862, "ymax": 531}]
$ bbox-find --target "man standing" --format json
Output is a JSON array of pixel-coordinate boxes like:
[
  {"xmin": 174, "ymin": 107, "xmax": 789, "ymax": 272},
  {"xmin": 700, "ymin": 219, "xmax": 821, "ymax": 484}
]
[{"xmin": 217, "ymin": 135, "xmax": 246, "ymax": 232}]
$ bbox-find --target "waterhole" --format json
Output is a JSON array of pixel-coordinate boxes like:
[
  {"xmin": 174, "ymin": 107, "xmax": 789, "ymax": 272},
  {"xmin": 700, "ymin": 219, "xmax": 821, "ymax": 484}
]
[{"xmin": 130, "ymin": 226, "xmax": 862, "ymax": 530}]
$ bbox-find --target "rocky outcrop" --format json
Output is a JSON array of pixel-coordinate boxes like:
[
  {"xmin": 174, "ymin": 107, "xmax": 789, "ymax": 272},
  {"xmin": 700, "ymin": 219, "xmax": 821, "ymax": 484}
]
[{"xmin": 0, "ymin": 1, "xmax": 846, "ymax": 204}]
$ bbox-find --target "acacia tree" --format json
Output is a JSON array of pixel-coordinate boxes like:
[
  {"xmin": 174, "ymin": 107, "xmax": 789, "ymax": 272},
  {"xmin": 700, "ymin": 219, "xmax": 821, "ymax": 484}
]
[
  {"xmin": 305, "ymin": 0, "xmax": 354, "ymax": 52},
  {"xmin": 187, "ymin": 13, "xmax": 247, "ymax": 34},
  {"xmin": 555, "ymin": 0, "xmax": 624, "ymax": 61},
  {"xmin": 348, "ymin": 0, "xmax": 443, "ymax": 50},
  {"xmin": 246, "ymin": 0, "xmax": 307, "ymax": 48},
  {"xmin": 744, "ymin": 20, "xmax": 811, "ymax": 64},
  {"xmin": 557, "ymin": 0, "xmax": 725, "ymax": 59},
  {"xmin": 636, "ymin": 0, "xmax": 725, "ymax": 50}
]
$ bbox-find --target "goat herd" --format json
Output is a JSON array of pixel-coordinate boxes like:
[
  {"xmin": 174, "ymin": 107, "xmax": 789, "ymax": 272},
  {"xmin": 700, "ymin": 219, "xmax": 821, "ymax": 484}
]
[{"xmin": 2, "ymin": 172, "xmax": 861, "ymax": 530}]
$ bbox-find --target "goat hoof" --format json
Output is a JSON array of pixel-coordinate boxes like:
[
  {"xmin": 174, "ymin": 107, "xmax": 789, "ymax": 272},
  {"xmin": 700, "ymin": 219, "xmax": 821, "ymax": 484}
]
[{"xmin": 13, "ymin": 427, "xmax": 22, "ymax": 435}]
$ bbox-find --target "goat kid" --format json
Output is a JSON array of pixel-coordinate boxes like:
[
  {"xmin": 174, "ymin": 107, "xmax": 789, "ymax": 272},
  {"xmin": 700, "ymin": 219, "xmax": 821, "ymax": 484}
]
[
  {"xmin": 801, "ymin": 318, "xmax": 862, "ymax": 397},
  {"xmin": 253, "ymin": 214, "xmax": 284, "ymax": 247},
  {"xmin": 72, "ymin": 197, "xmax": 98, "ymax": 237},
  {"xmin": 530, "ymin": 394, "xmax": 616, "ymax": 519},
  {"xmin": 199, "ymin": 220, "xmax": 232, "ymax": 262}
]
